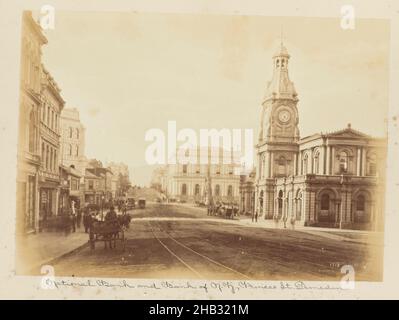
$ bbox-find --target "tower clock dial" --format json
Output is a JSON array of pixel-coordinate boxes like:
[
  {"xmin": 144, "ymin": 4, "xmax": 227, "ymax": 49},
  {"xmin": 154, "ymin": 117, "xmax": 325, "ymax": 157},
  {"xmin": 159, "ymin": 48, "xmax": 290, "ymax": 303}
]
[{"xmin": 278, "ymin": 109, "xmax": 291, "ymax": 123}]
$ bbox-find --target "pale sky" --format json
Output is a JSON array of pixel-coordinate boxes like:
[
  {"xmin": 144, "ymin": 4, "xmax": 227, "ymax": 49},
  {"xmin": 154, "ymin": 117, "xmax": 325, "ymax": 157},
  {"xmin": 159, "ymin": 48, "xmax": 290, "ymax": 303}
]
[{"xmin": 40, "ymin": 12, "xmax": 390, "ymax": 186}]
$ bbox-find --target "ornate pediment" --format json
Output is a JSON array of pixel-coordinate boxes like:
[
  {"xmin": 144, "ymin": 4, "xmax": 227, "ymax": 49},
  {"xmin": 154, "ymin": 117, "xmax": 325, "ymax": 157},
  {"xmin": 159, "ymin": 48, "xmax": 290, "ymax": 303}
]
[{"xmin": 325, "ymin": 126, "xmax": 371, "ymax": 140}]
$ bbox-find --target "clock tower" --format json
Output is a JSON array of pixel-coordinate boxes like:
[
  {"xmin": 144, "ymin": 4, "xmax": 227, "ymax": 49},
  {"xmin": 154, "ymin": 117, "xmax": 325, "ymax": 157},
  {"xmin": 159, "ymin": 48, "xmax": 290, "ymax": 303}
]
[{"xmin": 256, "ymin": 43, "xmax": 300, "ymax": 218}]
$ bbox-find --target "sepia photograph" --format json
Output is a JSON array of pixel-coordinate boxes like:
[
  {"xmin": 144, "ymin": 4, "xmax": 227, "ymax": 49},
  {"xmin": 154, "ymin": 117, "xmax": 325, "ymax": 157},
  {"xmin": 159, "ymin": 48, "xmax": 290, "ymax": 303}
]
[
  {"xmin": 1, "ymin": 0, "xmax": 399, "ymax": 302},
  {"xmin": 14, "ymin": 9, "xmax": 389, "ymax": 283}
]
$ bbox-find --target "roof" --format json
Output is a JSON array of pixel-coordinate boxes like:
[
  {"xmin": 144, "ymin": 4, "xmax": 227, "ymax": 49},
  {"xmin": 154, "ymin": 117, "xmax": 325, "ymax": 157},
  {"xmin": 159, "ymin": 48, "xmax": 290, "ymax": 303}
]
[
  {"xmin": 87, "ymin": 167, "xmax": 113, "ymax": 176},
  {"xmin": 60, "ymin": 165, "xmax": 82, "ymax": 178},
  {"xmin": 273, "ymin": 43, "xmax": 290, "ymax": 58},
  {"xmin": 299, "ymin": 124, "xmax": 376, "ymax": 144},
  {"xmin": 84, "ymin": 170, "xmax": 100, "ymax": 179},
  {"xmin": 264, "ymin": 44, "xmax": 297, "ymax": 101}
]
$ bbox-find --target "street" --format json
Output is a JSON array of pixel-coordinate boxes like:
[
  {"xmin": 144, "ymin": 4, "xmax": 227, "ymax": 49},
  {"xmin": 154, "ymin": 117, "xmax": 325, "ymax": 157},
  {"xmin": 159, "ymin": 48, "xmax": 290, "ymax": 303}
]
[{"xmin": 41, "ymin": 203, "xmax": 383, "ymax": 281}]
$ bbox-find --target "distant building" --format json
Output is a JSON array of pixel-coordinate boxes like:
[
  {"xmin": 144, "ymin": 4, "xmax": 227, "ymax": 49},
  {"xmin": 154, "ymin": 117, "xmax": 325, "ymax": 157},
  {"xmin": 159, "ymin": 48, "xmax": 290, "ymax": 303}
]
[
  {"xmin": 59, "ymin": 165, "xmax": 82, "ymax": 213},
  {"xmin": 60, "ymin": 108, "xmax": 87, "ymax": 176},
  {"xmin": 160, "ymin": 148, "xmax": 241, "ymax": 204},
  {"xmin": 242, "ymin": 43, "xmax": 387, "ymax": 230},
  {"xmin": 85, "ymin": 167, "xmax": 114, "ymax": 202},
  {"xmin": 239, "ymin": 169, "xmax": 256, "ymax": 215},
  {"xmin": 60, "ymin": 107, "xmax": 87, "ymax": 205},
  {"xmin": 83, "ymin": 169, "xmax": 102, "ymax": 205},
  {"xmin": 106, "ymin": 162, "xmax": 131, "ymax": 198}
]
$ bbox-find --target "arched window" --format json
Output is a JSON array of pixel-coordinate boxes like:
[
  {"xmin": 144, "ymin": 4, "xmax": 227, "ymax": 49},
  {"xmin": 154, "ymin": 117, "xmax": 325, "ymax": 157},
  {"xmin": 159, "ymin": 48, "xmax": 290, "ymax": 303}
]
[
  {"xmin": 76, "ymin": 128, "xmax": 79, "ymax": 139},
  {"xmin": 215, "ymin": 184, "xmax": 220, "ymax": 196},
  {"xmin": 181, "ymin": 184, "xmax": 187, "ymax": 196},
  {"xmin": 303, "ymin": 154, "xmax": 308, "ymax": 175},
  {"xmin": 339, "ymin": 151, "xmax": 348, "ymax": 173},
  {"xmin": 182, "ymin": 164, "xmax": 187, "ymax": 174},
  {"xmin": 276, "ymin": 59, "xmax": 280, "ymax": 68},
  {"xmin": 69, "ymin": 127, "xmax": 73, "ymax": 138},
  {"xmin": 69, "ymin": 144, "xmax": 73, "ymax": 156},
  {"xmin": 194, "ymin": 184, "xmax": 200, "ymax": 196},
  {"xmin": 296, "ymin": 191, "xmax": 303, "ymax": 220},
  {"xmin": 321, "ymin": 194, "xmax": 330, "ymax": 210},
  {"xmin": 227, "ymin": 185, "xmax": 233, "ymax": 197},
  {"xmin": 75, "ymin": 145, "xmax": 79, "ymax": 156},
  {"xmin": 278, "ymin": 156, "xmax": 286, "ymax": 176},
  {"xmin": 356, "ymin": 195, "xmax": 365, "ymax": 211},
  {"xmin": 314, "ymin": 151, "xmax": 320, "ymax": 174}
]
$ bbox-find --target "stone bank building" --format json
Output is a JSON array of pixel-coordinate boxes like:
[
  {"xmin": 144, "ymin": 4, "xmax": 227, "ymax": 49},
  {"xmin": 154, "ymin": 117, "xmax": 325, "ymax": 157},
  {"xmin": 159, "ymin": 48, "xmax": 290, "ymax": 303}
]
[{"xmin": 240, "ymin": 43, "xmax": 386, "ymax": 230}]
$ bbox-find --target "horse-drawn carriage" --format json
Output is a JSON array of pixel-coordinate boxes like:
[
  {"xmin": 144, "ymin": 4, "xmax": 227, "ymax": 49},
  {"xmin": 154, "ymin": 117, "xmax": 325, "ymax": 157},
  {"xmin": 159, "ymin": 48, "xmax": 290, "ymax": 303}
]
[{"xmin": 89, "ymin": 214, "xmax": 131, "ymax": 250}]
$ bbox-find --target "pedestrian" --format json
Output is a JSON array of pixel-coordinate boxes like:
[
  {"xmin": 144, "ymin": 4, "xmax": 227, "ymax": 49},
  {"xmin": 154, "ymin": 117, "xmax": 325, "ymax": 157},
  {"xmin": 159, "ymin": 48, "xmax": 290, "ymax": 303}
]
[
  {"xmin": 255, "ymin": 210, "xmax": 258, "ymax": 222},
  {"xmin": 105, "ymin": 206, "xmax": 118, "ymax": 222},
  {"xmin": 83, "ymin": 208, "xmax": 91, "ymax": 233},
  {"xmin": 77, "ymin": 208, "xmax": 82, "ymax": 229},
  {"xmin": 71, "ymin": 200, "xmax": 77, "ymax": 232}
]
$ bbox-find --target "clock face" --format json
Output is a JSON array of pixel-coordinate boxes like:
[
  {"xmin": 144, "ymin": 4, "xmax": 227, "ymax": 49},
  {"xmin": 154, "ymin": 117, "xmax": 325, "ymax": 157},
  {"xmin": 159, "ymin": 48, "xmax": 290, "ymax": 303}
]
[{"xmin": 278, "ymin": 110, "xmax": 291, "ymax": 123}]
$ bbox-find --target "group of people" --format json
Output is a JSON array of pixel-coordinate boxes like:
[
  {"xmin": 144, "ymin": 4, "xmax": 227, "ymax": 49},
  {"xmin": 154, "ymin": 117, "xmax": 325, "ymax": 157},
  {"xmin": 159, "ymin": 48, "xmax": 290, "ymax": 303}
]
[{"xmin": 207, "ymin": 203, "xmax": 239, "ymax": 218}]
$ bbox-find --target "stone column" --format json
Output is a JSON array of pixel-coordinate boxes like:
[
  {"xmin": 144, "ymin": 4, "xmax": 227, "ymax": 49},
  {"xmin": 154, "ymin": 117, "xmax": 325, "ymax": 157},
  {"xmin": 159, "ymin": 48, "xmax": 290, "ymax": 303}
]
[
  {"xmin": 269, "ymin": 152, "xmax": 273, "ymax": 178},
  {"xmin": 321, "ymin": 145, "xmax": 326, "ymax": 175},
  {"xmin": 294, "ymin": 153, "xmax": 298, "ymax": 176},
  {"xmin": 356, "ymin": 148, "xmax": 361, "ymax": 176},
  {"xmin": 310, "ymin": 148, "xmax": 314, "ymax": 174},
  {"xmin": 361, "ymin": 147, "xmax": 367, "ymax": 176},
  {"xmin": 326, "ymin": 146, "xmax": 331, "ymax": 175}
]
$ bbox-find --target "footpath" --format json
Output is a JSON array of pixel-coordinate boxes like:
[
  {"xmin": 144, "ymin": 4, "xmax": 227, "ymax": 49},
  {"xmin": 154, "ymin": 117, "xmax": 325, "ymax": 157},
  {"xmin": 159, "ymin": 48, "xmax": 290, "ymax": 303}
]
[{"xmin": 17, "ymin": 227, "xmax": 89, "ymax": 274}]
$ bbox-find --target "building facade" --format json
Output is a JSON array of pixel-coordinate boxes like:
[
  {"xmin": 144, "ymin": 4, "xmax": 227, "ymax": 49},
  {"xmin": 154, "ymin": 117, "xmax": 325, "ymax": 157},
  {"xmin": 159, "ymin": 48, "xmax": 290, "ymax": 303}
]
[
  {"xmin": 239, "ymin": 169, "xmax": 256, "ymax": 215},
  {"xmin": 162, "ymin": 149, "xmax": 241, "ymax": 204},
  {"xmin": 60, "ymin": 108, "xmax": 87, "ymax": 205},
  {"xmin": 16, "ymin": 12, "xmax": 48, "ymax": 233},
  {"xmin": 59, "ymin": 165, "xmax": 82, "ymax": 214},
  {"xmin": 106, "ymin": 162, "xmax": 130, "ymax": 198},
  {"xmin": 83, "ymin": 169, "xmax": 102, "ymax": 205},
  {"xmin": 38, "ymin": 67, "xmax": 65, "ymax": 225},
  {"xmin": 247, "ymin": 43, "xmax": 387, "ymax": 230},
  {"xmin": 85, "ymin": 167, "xmax": 114, "ymax": 203}
]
